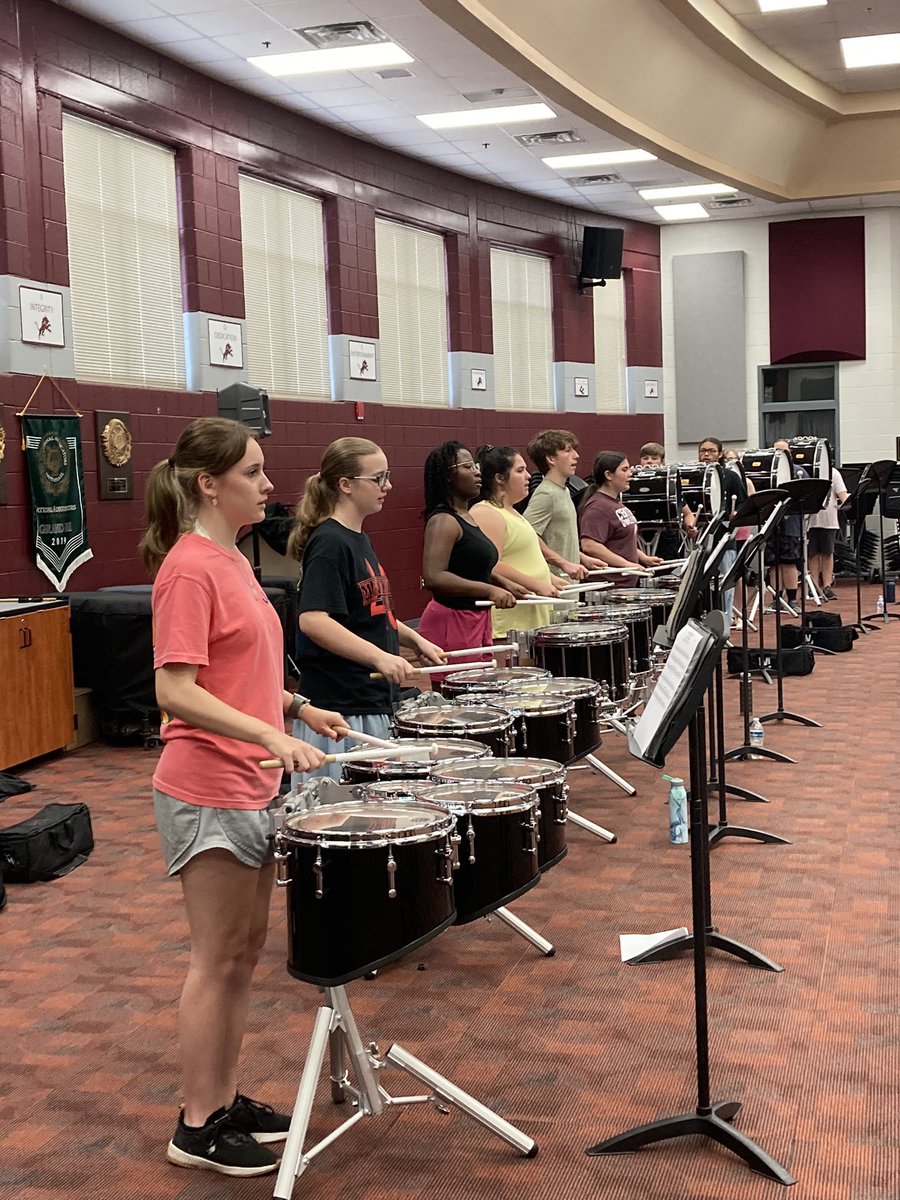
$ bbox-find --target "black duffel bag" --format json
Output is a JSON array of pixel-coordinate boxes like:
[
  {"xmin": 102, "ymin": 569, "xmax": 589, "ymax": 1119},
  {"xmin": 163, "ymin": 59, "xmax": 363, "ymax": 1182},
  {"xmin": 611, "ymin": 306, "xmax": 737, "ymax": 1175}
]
[
  {"xmin": 808, "ymin": 624, "xmax": 858, "ymax": 652},
  {"xmin": 0, "ymin": 803, "xmax": 93, "ymax": 883},
  {"xmin": 805, "ymin": 610, "xmax": 843, "ymax": 629},
  {"xmin": 727, "ymin": 645, "xmax": 815, "ymax": 677}
]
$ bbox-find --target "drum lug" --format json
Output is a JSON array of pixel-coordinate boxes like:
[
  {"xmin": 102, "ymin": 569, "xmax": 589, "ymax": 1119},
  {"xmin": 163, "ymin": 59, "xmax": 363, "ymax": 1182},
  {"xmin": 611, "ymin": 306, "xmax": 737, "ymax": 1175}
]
[
  {"xmin": 274, "ymin": 848, "xmax": 292, "ymax": 888},
  {"xmin": 466, "ymin": 815, "xmax": 476, "ymax": 864},
  {"xmin": 522, "ymin": 813, "xmax": 538, "ymax": 856},
  {"xmin": 387, "ymin": 848, "xmax": 397, "ymax": 899},
  {"xmin": 534, "ymin": 807, "xmax": 542, "ymax": 843},
  {"xmin": 556, "ymin": 783, "xmax": 569, "ymax": 825},
  {"xmin": 450, "ymin": 830, "xmax": 461, "ymax": 869},
  {"xmin": 435, "ymin": 840, "xmax": 454, "ymax": 884},
  {"xmin": 519, "ymin": 716, "xmax": 528, "ymax": 752},
  {"xmin": 313, "ymin": 848, "xmax": 324, "ymax": 899}
]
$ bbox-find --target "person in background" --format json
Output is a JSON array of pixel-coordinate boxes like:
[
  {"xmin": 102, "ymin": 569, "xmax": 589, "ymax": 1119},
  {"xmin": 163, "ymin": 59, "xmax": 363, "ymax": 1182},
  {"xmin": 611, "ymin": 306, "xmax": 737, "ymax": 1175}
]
[
  {"xmin": 471, "ymin": 444, "xmax": 566, "ymax": 641},
  {"xmin": 767, "ymin": 438, "xmax": 805, "ymax": 610},
  {"xmin": 524, "ymin": 429, "xmax": 602, "ymax": 577},
  {"xmin": 287, "ymin": 437, "xmax": 445, "ymax": 782},
  {"xmin": 808, "ymin": 464, "xmax": 849, "ymax": 600},
  {"xmin": 635, "ymin": 441, "xmax": 697, "ymax": 550},
  {"xmin": 141, "ymin": 417, "xmax": 345, "ymax": 1177},
  {"xmin": 697, "ymin": 437, "xmax": 748, "ymax": 623},
  {"xmin": 578, "ymin": 451, "xmax": 663, "ymax": 576},
  {"xmin": 419, "ymin": 440, "xmax": 524, "ymax": 655}
]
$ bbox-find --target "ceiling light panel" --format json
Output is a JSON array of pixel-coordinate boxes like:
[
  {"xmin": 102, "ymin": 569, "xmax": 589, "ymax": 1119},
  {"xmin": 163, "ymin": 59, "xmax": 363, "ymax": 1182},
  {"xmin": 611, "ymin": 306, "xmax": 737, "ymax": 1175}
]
[
  {"xmin": 542, "ymin": 149, "xmax": 657, "ymax": 169},
  {"xmin": 417, "ymin": 103, "xmax": 556, "ymax": 129},
  {"xmin": 841, "ymin": 33, "xmax": 900, "ymax": 69},
  {"xmin": 654, "ymin": 203, "xmax": 710, "ymax": 221},
  {"xmin": 249, "ymin": 44, "xmax": 414, "ymax": 76},
  {"xmin": 639, "ymin": 183, "xmax": 737, "ymax": 200},
  {"xmin": 757, "ymin": 1, "xmax": 827, "ymax": 12}
]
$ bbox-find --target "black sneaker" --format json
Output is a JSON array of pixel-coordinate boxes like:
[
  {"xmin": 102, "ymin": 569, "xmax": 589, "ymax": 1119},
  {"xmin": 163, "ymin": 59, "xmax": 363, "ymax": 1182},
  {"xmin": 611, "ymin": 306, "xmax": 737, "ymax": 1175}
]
[
  {"xmin": 227, "ymin": 1094, "xmax": 292, "ymax": 1143},
  {"xmin": 823, "ymin": 586, "xmax": 838, "ymax": 601},
  {"xmin": 167, "ymin": 1107, "xmax": 279, "ymax": 1175}
]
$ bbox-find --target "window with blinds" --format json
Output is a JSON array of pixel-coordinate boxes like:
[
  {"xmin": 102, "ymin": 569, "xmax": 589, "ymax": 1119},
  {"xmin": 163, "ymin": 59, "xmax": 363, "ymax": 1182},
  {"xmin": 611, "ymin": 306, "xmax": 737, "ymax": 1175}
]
[
  {"xmin": 490, "ymin": 248, "xmax": 553, "ymax": 412},
  {"xmin": 239, "ymin": 175, "xmax": 330, "ymax": 400},
  {"xmin": 593, "ymin": 275, "xmax": 628, "ymax": 412},
  {"xmin": 375, "ymin": 218, "xmax": 449, "ymax": 406},
  {"xmin": 62, "ymin": 115, "xmax": 185, "ymax": 388}
]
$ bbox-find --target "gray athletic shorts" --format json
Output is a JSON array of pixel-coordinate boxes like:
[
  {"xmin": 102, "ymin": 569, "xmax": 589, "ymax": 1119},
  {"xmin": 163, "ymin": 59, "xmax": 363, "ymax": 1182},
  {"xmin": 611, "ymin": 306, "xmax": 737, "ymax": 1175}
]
[
  {"xmin": 153, "ymin": 788, "xmax": 276, "ymax": 875},
  {"xmin": 290, "ymin": 712, "xmax": 393, "ymax": 789}
]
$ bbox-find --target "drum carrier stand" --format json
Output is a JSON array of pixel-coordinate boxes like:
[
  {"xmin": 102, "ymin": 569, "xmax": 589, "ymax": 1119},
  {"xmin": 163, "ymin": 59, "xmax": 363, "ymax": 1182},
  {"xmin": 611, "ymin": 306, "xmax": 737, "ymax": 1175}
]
[{"xmin": 273, "ymin": 992, "xmax": 536, "ymax": 1200}]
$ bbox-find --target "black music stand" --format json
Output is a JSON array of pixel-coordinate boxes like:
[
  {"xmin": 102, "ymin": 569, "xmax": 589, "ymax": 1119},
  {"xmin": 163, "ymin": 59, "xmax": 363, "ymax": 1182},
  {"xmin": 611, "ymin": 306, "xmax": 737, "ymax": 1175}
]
[
  {"xmin": 860, "ymin": 460, "xmax": 900, "ymax": 624},
  {"xmin": 758, "ymin": 478, "xmax": 830, "ymax": 729},
  {"xmin": 841, "ymin": 475, "xmax": 880, "ymax": 634},
  {"xmin": 723, "ymin": 493, "xmax": 797, "ymax": 766},
  {"xmin": 586, "ymin": 612, "xmax": 794, "ymax": 1186}
]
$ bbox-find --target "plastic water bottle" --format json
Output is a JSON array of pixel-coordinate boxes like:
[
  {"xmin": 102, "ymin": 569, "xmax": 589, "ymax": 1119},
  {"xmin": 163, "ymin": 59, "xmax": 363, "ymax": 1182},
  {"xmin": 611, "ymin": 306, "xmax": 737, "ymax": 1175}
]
[
  {"xmin": 887, "ymin": 578, "xmax": 897, "ymax": 604},
  {"xmin": 749, "ymin": 717, "xmax": 765, "ymax": 759},
  {"xmin": 876, "ymin": 594, "xmax": 887, "ymax": 622},
  {"xmin": 663, "ymin": 774, "xmax": 688, "ymax": 844}
]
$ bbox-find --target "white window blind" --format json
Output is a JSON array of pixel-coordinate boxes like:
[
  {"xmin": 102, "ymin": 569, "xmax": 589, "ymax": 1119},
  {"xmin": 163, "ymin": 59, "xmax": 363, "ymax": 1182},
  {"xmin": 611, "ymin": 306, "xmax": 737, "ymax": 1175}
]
[
  {"xmin": 490, "ymin": 248, "xmax": 553, "ymax": 412},
  {"xmin": 62, "ymin": 115, "xmax": 185, "ymax": 388},
  {"xmin": 239, "ymin": 175, "xmax": 329, "ymax": 400},
  {"xmin": 375, "ymin": 218, "xmax": 449, "ymax": 406},
  {"xmin": 593, "ymin": 275, "xmax": 627, "ymax": 412}
]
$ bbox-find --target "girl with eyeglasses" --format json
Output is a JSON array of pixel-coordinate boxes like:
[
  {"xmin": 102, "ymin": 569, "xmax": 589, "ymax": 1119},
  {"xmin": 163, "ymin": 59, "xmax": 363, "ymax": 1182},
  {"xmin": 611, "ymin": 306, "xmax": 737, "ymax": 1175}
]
[
  {"xmin": 287, "ymin": 437, "xmax": 445, "ymax": 779},
  {"xmin": 419, "ymin": 440, "xmax": 526, "ymax": 655}
]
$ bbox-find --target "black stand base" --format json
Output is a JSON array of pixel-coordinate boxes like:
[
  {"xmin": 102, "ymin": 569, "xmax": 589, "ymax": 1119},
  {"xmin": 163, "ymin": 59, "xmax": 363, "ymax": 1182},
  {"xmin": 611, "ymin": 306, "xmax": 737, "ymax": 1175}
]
[
  {"xmin": 758, "ymin": 710, "xmax": 821, "ymax": 728},
  {"xmin": 708, "ymin": 776, "xmax": 770, "ymax": 803},
  {"xmin": 863, "ymin": 611, "xmax": 900, "ymax": 624},
  {"xmin": 628, "ymin": 930, "xmax": 783, "ymax": 972},
  {"xmin": 586, "ymin": 1102, "xmax": 795, "ymax": 1185},
  {"xmin": 723, "ymin": 743, "xmax": 797, "ymax": 764},
  {"xmin": 709, "ymin": 821, "xmax": 791, "ymax": 848}
]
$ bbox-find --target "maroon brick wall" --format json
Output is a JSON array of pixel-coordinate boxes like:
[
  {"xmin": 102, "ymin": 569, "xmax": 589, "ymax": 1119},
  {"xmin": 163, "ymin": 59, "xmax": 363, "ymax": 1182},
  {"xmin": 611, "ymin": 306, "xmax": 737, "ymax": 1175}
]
[{"xmin": 0, "ymin": 0, "xmax": 664, "ymax": 616}]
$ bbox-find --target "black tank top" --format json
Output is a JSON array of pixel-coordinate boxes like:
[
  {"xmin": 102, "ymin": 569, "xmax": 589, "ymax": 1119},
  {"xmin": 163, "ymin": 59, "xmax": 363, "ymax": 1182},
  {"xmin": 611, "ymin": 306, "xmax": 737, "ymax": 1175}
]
[{"xmin": 431, "ymin": 507, "xmax": 499, "ymax": 610}]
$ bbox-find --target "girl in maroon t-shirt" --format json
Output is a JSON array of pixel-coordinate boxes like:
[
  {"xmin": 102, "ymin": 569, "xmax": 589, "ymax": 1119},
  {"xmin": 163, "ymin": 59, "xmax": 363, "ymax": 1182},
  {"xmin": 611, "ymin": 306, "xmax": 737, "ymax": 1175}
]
[{"xmin": 579, "ymin": 451, "xmax": 663, "ymax": 574}]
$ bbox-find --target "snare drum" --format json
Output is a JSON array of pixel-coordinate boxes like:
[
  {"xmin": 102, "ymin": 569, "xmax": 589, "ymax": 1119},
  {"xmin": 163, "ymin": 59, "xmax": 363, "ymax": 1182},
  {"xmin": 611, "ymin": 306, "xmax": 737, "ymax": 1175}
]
[
  {"xmin": 741, "ymin": 447, "xmax": 792, "ymax": 489},
  {"xmin": 626, "ymin": 465, "xmax": 682, "ymax": 526},
  {"xmin": 531, "ymin": 622, "xmax": 630, "ymax": 701},
  {"xmin": 676, "ymin": 461, "xmax": 723, "ymax": 524},
  {"xmin": 341, "ymin": 737, "xmax": 490, "ymax": 785},
  {"xmin": 603, "ymin": 602, "xmax": 653, "ymax": 674},
  {"xmin": 433, "ymin": 758, "xmax": 567, "ymax": 872},
  {"xmin": 502, "ymin": 676, "xmax": 604, "ymax": 757},
  {"xmin": 393, "ymin": 705, "xmax": 514, "ymax": 756},
  {"xmin": 420, "ymin": 781, "xmax": 540, "ymax": 922},
  {"xmin": 439, "ymin": 665, "xmax": 550, "ymax": 700},
  {"xmin": 276, "ymin": 796, "xmax": 457, "ymax": 986},
  {"xmin": 787, "ymin": 436, "xmax": 832, "ymax": 482},
  {"xmin": 469, "ymin": 693, "xmax": 576, "ymax": 762}
]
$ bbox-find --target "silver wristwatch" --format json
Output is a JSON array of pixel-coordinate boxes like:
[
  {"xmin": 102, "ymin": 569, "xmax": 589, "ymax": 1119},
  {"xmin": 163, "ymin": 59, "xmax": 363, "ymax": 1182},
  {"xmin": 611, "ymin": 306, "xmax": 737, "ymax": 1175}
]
[{"xmin": 287, "ymin": 693, "xmax": 311, "ymax": 719}]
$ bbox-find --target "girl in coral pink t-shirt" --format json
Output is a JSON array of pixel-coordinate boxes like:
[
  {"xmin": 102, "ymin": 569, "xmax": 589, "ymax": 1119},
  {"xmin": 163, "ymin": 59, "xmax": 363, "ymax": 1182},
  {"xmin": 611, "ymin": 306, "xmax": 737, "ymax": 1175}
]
[{"xmin": 141, "ymin": 417, "xmax": 344, "ymax": 1177}]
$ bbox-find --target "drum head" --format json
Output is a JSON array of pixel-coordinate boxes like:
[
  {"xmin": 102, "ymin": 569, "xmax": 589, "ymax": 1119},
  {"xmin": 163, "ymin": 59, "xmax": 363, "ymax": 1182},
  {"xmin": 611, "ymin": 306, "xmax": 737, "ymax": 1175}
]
[
  {"xmin": 361, "ymin": 780, "xmax": 435, "ymax": 802},
  {"xmin": 397, "ymin": 705, "xmax": 510, "ymax": 733},
  {"xmin": 549, "ymin": 616, "xmax": 629, "ymax": 640},
  {"xmin": 344, "ymin": 736, "xmax": 491, "ymax": 778},
  {"xmin": 503, "ymin": 676, "xmax": 600, "ymax": 701},
  {"xmin": 421, "ymin": 780, "xmax": 536, "ymax": 815},
  {"xmin": 442, "ymin": 666, "xmax": 549, "ymax": 691},
  {"xmin": 706, "ymin": 463, "xmax": 723, "ymax": 514},
  {"xmin": 281, "ymin": 799, "xmax": 454, "ymax": 847},
  {"xmin": 480, "ymin": 694, "xmax": 573, "ymax": 718},
  {"xmin": 434, "ymin": 757, "xmax": 565, "ymax": 786}
]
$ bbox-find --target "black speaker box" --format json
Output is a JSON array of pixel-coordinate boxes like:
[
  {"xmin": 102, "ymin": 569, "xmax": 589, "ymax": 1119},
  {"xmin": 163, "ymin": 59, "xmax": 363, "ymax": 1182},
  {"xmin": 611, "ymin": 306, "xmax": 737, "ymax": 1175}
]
[
  {"xmin": 217, "ymin": 381, "xmax": 271, "ymax": 439},
  {"xmin": 580, "ymin": 226, "xmax": 624, "ymax": 281},
  {"xmin": 883, "ymin": 466, "xmax": 900, "ymax": 518}
]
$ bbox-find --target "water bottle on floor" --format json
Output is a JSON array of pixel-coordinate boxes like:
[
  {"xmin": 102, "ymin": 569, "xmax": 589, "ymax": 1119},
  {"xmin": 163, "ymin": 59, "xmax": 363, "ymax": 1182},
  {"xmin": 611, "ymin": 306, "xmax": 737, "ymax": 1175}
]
[
  {"xmin": 663, "ymin": 774, "xmax": 688, "ymax": 844},
  {"xmin": 749, "ymin": 717, "xmax": 765, "ymax": 759},
  {"xmin": 887, "ymin": 578, "xmax": 896, "ymax": 604},
  {"xmin": 876, "ymin": 594, "xmax": 886, "ymax": 622}
]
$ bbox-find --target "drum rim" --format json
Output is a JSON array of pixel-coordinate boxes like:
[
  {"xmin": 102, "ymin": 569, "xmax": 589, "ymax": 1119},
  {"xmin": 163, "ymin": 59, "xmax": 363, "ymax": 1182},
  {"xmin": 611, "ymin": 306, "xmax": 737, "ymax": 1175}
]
[
  {"xmin": 503, "ymin": 676, "xmax": 601, "ymax": 698},
  {"xmin": 533, "ymin": 622, "xmax": 629, "ymax": 644},
  {"xmin": 467, "ymin": 694, "xmax": 575, "ymax": 717},
  {"xmin": 421, "ymin": 780, "xmax": 538, "ymax": 814},
  {"xmin": 394, "ymin": 705, "xmax": 513, "ymax": 731},
  {"xmin": 442, "ymin": 666, "xmax": 550, "ymax": 686},
  {"xmin": 343, "ymin": 736, "xmax": 492, "ymax": 769},
  {"xmin": 433, "ymin": 756, "xmax": 566, "ymax": 785},
  {"xmin": 278, "ymin": 798, "xmax": 456, "ymax": 847}
]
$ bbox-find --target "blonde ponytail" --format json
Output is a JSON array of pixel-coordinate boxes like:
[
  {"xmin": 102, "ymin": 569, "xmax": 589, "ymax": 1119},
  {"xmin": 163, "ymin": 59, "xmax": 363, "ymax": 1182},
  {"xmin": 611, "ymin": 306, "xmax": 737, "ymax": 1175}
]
[{"xmin": 288, "ymin": 437, "xmax": 381, "ymax": 560}]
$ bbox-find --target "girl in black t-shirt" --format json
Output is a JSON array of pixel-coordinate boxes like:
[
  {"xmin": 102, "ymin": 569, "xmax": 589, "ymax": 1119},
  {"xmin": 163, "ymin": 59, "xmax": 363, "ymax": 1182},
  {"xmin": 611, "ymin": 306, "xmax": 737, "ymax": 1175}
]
[
  {"xmin": 419, "ymin": 440, "xmax": 524, "ymax": 655},
  {"xmin": 287, "ymin": 437, "xmax": 445, "ymax": 780}
]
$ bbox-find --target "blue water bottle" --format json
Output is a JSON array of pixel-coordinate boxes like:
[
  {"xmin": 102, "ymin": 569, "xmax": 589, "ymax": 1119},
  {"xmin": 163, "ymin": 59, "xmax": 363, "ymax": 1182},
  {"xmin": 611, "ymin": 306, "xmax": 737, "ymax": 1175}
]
[
  {"xmin": 664, "ymin": 774, "xmax": 688, "ymax": 844},
  {"xmin": 887, "ymin": 578, "xmax": 896, "ymax": 604}
]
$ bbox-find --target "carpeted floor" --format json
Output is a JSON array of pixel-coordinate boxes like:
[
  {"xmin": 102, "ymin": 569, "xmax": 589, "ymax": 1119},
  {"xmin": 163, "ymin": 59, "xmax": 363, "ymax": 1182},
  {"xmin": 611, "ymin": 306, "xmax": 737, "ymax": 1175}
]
[{"xmin": 1, "ymin": 584, "xmax": 898, "ymax": 1200}]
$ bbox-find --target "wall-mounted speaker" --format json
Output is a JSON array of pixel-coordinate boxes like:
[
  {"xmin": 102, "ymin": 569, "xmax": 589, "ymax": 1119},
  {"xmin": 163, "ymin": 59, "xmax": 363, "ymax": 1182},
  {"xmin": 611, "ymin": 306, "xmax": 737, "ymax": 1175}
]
[
  {"xmin": 217, "ymin": 382, "xmax": 271, "ymax": 439},
  {"xmin": 580, "ymin": 226, "xmax": 624, "ymax": 284}
]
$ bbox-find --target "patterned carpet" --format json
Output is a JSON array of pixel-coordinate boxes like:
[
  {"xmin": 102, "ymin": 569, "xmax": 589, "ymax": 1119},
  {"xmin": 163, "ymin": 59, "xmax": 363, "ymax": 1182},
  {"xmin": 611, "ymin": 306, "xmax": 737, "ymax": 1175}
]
[{"xmin": 1, "ymin": 584, "xmax": 898, "ymax": 1200}]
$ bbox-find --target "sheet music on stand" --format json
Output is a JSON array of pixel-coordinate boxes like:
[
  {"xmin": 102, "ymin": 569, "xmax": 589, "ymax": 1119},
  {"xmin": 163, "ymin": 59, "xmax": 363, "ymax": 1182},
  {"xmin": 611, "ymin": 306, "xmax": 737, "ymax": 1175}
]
[{"xmin": 630, "ymin": 612, "xmax": 728, "ymax": 767}]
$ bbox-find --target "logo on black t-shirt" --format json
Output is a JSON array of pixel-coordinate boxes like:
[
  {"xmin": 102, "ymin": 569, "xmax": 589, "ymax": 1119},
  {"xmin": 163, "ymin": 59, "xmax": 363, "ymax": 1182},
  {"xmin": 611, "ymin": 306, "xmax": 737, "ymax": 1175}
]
[{"xmin": 358, "ymin": 559, "xmax": 398, "ymax": 629}]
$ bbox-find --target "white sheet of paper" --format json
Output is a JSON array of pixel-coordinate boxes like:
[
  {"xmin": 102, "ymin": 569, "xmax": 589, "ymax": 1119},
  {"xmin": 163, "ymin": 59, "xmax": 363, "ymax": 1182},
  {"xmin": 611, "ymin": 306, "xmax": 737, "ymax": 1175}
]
[
  {"xmin": 619, "ymin": 927, "xmax": 689, "ymax": 962},
  {"xmin": 632, "ymin": 621, "xmax": 708, "ymax": 757}
]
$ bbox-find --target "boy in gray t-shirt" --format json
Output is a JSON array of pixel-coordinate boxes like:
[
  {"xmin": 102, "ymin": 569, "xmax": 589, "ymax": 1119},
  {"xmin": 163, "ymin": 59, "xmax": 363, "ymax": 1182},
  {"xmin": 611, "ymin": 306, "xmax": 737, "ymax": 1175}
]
[{"xmin": 524, "ymin": 429, "xmax": 604, "ymax": 576}]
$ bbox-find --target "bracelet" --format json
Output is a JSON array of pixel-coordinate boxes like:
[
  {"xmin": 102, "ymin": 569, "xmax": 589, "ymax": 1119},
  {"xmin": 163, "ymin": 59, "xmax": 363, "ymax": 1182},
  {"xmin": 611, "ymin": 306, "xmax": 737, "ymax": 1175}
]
[{"xmin": 287, "ymin": 693, "xmax": 310, "ymax": 720}]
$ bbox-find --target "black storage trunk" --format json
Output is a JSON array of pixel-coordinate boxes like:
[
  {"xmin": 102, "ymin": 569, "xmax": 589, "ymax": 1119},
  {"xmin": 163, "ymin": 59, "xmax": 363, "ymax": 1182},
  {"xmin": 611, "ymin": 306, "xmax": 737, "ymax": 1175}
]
[{"xmin": 727, "ymin": 645, "xmax": 815, "ymax": 676}]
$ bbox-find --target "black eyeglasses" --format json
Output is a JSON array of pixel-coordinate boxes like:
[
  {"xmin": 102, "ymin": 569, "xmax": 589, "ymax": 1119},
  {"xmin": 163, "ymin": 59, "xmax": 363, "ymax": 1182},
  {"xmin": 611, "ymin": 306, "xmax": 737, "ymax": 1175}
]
[{"xmin": 351, "ymin": 470, "xmax": 391, "ymax": 488}]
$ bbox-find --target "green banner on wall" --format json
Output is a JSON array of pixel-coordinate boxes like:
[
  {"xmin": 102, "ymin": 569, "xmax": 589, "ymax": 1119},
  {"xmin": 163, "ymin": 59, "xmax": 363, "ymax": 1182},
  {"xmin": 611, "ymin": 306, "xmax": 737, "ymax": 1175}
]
[{"xmin": 21, "ymin": 414, "xmax": 92, "ymax": 592}]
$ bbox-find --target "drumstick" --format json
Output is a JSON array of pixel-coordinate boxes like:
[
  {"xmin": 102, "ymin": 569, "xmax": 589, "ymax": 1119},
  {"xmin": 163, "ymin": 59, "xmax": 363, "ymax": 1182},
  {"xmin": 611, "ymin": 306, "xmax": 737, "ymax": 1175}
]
[
  {"xmin": 442, "ymin": 643, "xmax": 516, "ymax": 658},
  {"xmin": 259, "ymin": 743, "xmax": 440, "ymax": 769},
  {"xmin": 474, "ymin": 596, "xmax": 579, "ymax": 607},
  {"xmin": 557, "ymin": 581, "xmax": 615, "ymax": 595},
  {"xmin": 368, "ymin": 662, "xmax": 487, "ymax": 679},
  {"xmin": 334, "ymin": 727, "xmax": 398, "ymax": 749},
  {"xmin": 585, "ymin": 567, "xmax": 652, "ymax": 578}
]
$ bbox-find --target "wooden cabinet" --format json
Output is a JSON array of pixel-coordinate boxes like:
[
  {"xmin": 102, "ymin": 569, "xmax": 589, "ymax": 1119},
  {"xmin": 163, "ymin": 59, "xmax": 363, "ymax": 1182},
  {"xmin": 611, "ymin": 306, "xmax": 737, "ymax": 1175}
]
[{"xmin": 0, "ymin": 602, "xmax": 74, "ymax": 771}]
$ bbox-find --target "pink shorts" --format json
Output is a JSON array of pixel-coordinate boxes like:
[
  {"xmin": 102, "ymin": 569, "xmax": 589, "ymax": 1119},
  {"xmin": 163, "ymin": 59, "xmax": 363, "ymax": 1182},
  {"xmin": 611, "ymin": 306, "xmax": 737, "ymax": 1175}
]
[{"xmin": 418, "ymin": 600, "xmax": 495, "ymax": 659}]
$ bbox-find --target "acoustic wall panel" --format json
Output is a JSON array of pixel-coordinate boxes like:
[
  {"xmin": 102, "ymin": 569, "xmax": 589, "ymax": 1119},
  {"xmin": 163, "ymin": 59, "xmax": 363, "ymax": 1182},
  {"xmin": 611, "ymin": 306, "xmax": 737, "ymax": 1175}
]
[{"xmin": 673, "ymin": 251, "xmax": 747, "ymax": 444}]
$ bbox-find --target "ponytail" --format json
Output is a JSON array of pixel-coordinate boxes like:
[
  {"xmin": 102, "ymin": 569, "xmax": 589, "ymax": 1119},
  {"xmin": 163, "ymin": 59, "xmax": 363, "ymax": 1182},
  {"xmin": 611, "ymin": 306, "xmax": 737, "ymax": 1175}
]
[
  {"xmin": 288, "ymin": 437, "xmax": 381, "ymax": 560},
  {"xmin": 584, "ymin": 450, "xmax": 627, "ymax": 502}
]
